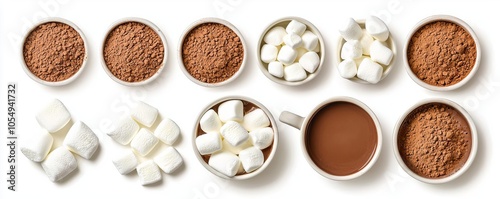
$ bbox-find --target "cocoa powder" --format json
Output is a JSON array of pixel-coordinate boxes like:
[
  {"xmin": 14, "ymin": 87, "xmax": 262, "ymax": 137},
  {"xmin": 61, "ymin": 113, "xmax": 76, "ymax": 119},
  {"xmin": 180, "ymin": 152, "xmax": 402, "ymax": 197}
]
[
  {"xmin": 407, "ymin": 21, "xmax": 477, "ymax": 87},
  {"xmin": 182, "ymin": 23, "xmax": 244, "ymax": 84},
  {"xmin": 398, "ymin": 103, "xmax": 472, "ymax": 178},
  {"xmin": 103, "ymin": 22, "xmax": 164, "ymax": 83},
  {"xmin": 23, "ymin": 22, "xmax": 85, "ymax": 82}
]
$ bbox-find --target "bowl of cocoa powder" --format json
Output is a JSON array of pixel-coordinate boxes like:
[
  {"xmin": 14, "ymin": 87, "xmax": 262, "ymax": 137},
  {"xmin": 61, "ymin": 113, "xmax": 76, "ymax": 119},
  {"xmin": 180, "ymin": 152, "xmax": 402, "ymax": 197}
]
[
  {"xmin": 21, "ymin": 18, "xmax": 88, "ymax": 86},
  {"xmin": 393, "ymin": 98, "xmax": 477, "ymax": 184},
  {"xmin": 404, "ymin": 15, "xmax": 481, "ymax": 91}
]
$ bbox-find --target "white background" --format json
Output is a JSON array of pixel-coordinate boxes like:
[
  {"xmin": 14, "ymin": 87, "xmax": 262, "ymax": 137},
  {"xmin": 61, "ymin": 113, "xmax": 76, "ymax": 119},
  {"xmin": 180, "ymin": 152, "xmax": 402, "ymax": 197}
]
[{"xmin": 1, "ymin": 0, "xmax": 499, "ymax": 198}]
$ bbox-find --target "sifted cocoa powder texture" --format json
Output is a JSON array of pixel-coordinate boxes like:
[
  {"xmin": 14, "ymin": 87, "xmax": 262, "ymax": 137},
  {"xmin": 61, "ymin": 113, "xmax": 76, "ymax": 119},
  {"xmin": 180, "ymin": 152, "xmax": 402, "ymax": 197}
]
[
  {"xmin": 103, "ymin": 22, "xmax": 164, "ymax": 83},
  {"xmin": 182, "ymin": 23, "xmax": 244, "ymax": 84},
  {"xmin": 407, "ymin": 21, "xmax": 476, "ymax": 87},
  {"xmin": 23, "ymin": 22, "xmax": 85, "ymax": 82},
  {"xmin": 398, "ymin": 103, "xmax": 472, "ymax": 178}
]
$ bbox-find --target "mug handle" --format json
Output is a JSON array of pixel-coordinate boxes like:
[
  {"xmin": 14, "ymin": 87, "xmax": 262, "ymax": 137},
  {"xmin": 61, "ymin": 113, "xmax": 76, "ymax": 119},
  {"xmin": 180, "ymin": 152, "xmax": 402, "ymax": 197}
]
[{"xmin": 279, "ymin": 111, "xmax": 304, "ymax": 130}]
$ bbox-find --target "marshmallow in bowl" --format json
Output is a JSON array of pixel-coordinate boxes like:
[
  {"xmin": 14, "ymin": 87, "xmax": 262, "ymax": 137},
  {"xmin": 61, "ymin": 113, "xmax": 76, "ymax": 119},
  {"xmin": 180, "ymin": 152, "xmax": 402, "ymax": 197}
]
[
  {"xmin": 284, "ymin": 63, "xmax": 307, "ymax": 82},
  {"xmin": 370, "ymin": 40, "xmax": 394, "ymax": 65},
  {"xmin": 131, "ymin": 128, "xmax": 159, "ymax": 156},
  {"xmin": 283, "ymin": 33, "xmax": 303, "ymax": 49},
  {"xmin": 220, "ymin": 121, "xmax": 249, "ymax": 147},
  {"xmin": 277, "ymin": 45, "xmax": 298, "ymax": 65},
  {"xmin": 286, "ymin": 20, "xmax": 307, "ymax": 35},
  {"xmin": 366, "ymin": 15, "xmax": 389, "ymax": 41},
  {"xmin": 299, "ymin": 52, "xmax": 320, "ymax": 73},
  {"xmin": 222, "ymin": 139, "xmax": 253, "ymax": 155},
  {"xmin": 268, "ymin": 61, "xmax": 284, "ymax": 78},
  {"xmin": 154, "ymin": 118, "xmax": 180, "ymax": 145},
  {"xmin": 339, "ymin": 18, "xmax": 363, "ymax": 41},
  {"xmin": 112, "ymin": 149, "xmax": 138, "ymax": 175},
  {"xmin": 131, "ymin": 101, "xmax": 158, "ymax": 127},
  {"xmin": 239, "ymin": 146, "xmax": 264, "ymax": 173},
  {"xmin": 196, "ymin": 132, "xmax": 222, "ymax": 155},
  {"xmin": 200, "ymin": 109, "xmax": 222, "ymax": 133},
  {"xmin": 338, "ymin": 59, "xmax": 358, "ymax": 79},
  {"xmin": 264, "ymin": 26, "xmax": 286, "ymax": 46},
  {"xmin": 107, "ymin": 116, "xmax": 140, "ymax": 145},
  {"xmin": 359, "ymin": 30, "xmax": 374, "ymax": 55},
  {"xmin": 357, "ymin": 58, "xmax": 383, "ymax": 84},
  {"xmin": 260, "ymin": 44, "xmax": 278, "ymax": 63},
  {"xmin": 341, "ymin": 40, "xmax": 362, "ymax": 60},
  {"xmin": 41, "ymin": 147, "xmax": 78, "ymax": 182},
  {"xmin": 301, "ymin": 30, "xmax": 319, "ymax": 51},
  {"xmin": 136, "ymin": 160, "xmax": 162, "ymax": 186},
  {"xmin": 21, "ymin": 129, "xmax": 53, "ymax": 162},
  {"xmin": 36, "ymin": 99, "xmax": 71, "ymax": 133},
  {"xmin": 242, "ymin": 108, "xmax": 270, "ymax": 132},
  {"xmin": 249, "ymin": 127, "xmax": 274, "ymax": 150},
  {"xmin": 218, "ymin": 100, "xmax": 244, "ymax": 123},
  {"xmin": 63, "ymin": 121, "xmax": 99, "ymax": 159},
  {"xmin": 208, "ymin": 151, "xmax": 241, "ymax": 177}
]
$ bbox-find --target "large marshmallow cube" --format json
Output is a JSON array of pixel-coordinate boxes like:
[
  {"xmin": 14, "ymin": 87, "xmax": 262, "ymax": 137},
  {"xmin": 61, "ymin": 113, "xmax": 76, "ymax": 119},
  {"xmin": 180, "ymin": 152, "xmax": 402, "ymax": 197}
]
[
  {"xmin": 41, "ymin": 147, "xmax": 77, "ymax": 182},
  {"xmin": 260, "ymin": 44, "xmax": 278, "ymax": 63},
  {"xmin": 339, "ymin": 18, "xmax": 363, "ymax": 41},
  {"xmin": 107, "ymin": 117, "xmax": 140, "ymax": 145},
  {"xmin": 283, "ymin": 33, "xmax": 302, "ymax": 49},
  {"xmin": 218, "ymin": 100, "xmax": 244, "ymax": 122},
  {"xmin": 341, "ymin": 40, "xmax": 362, "ymax": 60},
  {"xmin": 301, "ymin": 30, "xmax": 319, "ymax": 51},
  {"xmin": 154, "ymin": 118, "xmax": 180, "ymax": 145},
  {"xmin": 136, "ymin": 160, "xmax": 162, "ymax": 185},
  {"xmin": 200, "ymin": 109, "xmax": 222, "ymax": 133},
  {"xmin": 63, "ymin": 121, "xmax": 99, "ymax": 159},
  {"xmin": 360, "ymin": 30, "xmax": 374, "ymax": 55},
  {"xmin": 277, "ymin": 45, "xmax": 297, "ymax": 65},
  {"xmin": 239, "ymin": 147, "xmax": 264, "ymax": 173},
  {"xmin": 264, "ymin": 26, "xmax": 286, "ymax": 46},
  {"xmin": 21, "ymin": 129, "xmax": 53, "ymax": 162},
  {"xmin": 243, "ymin": 108, "xmax": 270, "ymax": 132},
  {"xmin": 284, "ymin": 63, "xmax": 307, "ymax": 82},
  {"xmin": 338, "ymin": 59, "xmax": 358, "ymax": 79},
  {"xmin": 249, "ymin": 127, "xmax": 274, "ymax": 149},
  {"xmin": 154, "ymin": 147, "xmax": 183, "ymax": 174},
  {"xmin": 268, "ymin": 61, "xmax": 284, "ymax": 78},
  {"xmin": 222, "ymin": 138, "xmax": 252, "ymax": 155},
  {"xmin": 131, "ymin": 128, "xmax": 159, "ymax": 156},
  {"xmin": 208, "ymin": 152, "xmax": 241, "ymax": 177},
  {"xmin": 196, "ymin": 132, "xmax": 222, "ymax": 155},
  {"xmin": 286, "ymin": 20, "xmax": 307, "ymax": 35},
  {"xmin": 36, "ymin": 99, "xmax": 71, "ymax": 133},
  {"xmin": 299, "ymin": 52, "xmax": 320, "ymax": 73},
  {"xmin": 220, "ymin": 121, "xmax": 249, "ymax": 147},
  {"xmin": 370, "ymin": 40, "xmax": 393, "ymax": 65},
  {"xmin": 112, "ymin": 150, "xmax": 138, "ymax": 175},
  {"xmin": 131, "ymin": 101, "xmax": 158, "ymax": 127},
  {"xmin": 357, "ymin": 58, "xmax": 383, "ymax": 84},
  {"xmin": 366, "ymin": 15, "xmax": 389, "ymax": 41}
]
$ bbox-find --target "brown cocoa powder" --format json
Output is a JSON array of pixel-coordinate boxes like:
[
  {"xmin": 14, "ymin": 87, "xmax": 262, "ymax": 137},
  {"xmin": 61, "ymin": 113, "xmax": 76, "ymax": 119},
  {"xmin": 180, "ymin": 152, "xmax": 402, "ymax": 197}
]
[
  {"xmin": 398, "ymin": 103, "xmax": 472, "ymax": 178},
  {"xmin": 407, "ymin": 21, "xmax": 477, "ymax": 87},
  {"xmin": 23, "ymin": 22, "xmax": 85, "ymax": 82},
  {"xmin": 103, "ymin": 22, "xmax": 164, "ymax": 83},
  {"xmin": 182, "ymin": 23, "xmax": 244, "ymax": 84}
]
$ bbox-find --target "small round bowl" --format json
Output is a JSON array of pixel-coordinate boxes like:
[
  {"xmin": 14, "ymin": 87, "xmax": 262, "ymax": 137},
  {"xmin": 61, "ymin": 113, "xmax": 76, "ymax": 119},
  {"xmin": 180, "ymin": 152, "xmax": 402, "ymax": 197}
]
[
  {"xmin": 101, "ymin": 17, "xmax": 168, "ymax": 86},
  {"xmin": 336, "ymin": 20, "xmax": 397, "ymax": 84},
  {"xmin": 20, "ymin": 17, "xmax": 88, "ymax": 86},
  {"xmin": 178, "ymin": 18, "xmax": 247, "ymax": 87},
  {"xmin": 192, "ymin": 96, "xmax": 279, "ymax": 180},
  {"xmin": 403, "ymin": 15, "xmax": 481, "ymax": 91},
  {"xmin": 393, "ymin": 98, "xmax": 478, "ymax": 184},
  {"xmin": 257, "ymin": 16, "xmax": 325, "ymax": 86}
]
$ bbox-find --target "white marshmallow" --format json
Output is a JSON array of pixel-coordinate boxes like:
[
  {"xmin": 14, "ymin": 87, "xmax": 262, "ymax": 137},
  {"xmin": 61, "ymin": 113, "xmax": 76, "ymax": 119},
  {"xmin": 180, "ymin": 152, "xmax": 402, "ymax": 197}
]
[
  {"xmin": 299, "ymin": 52, "xmax": 320, "ymax": 73},
  {"xmin": 338, "ymin": 59, "xmax": 358, "ymax": 79},
  {"xmin": 107, "ymin": 116, "xmax": 140, "ymax": 145},
  {"xmin": 260, "ymin": 44, "xmax": 278, "ymax": 63},
  {"xmin": 268, "ymin": 61, "xmax": 284, "ymax": 78},
  {"xmin": 195, "ymin": 132, "xmax": 222, "ymax": 155},
  {"xmin": 63, "ymin": 121, "xmax": 99, "ymax": 159},
  {"xmin": 370, "ymin": 40, "xmax": 393, "ymax": 65},
  {"xmin": 21, "ymin": 129, "xmax": 53, "ymax": 162},
  {"xmin": 154, "ymin": 147, "xmax": 183, "ymax": 174},
  {"xmin": 36, "ymin": 99, "xmax": 71, "ymax": 133},
  {"xmin": 218, "ymin": 100, "xmax": 244, "ymax": 122},
  {"xmin": 220, "ymin": 121, "xmax": 249, "ymax": 147},
  {"xmin": 200, "ymin": 109, "xmax": 222, "ymax": 133},
  {"xmin": 284, "ymin": 63, "xmax": 307, "ymax": 82},
  {"xmin": 283, "ymin": 33, "xmax": 302, "ymax": 49},
  {"xmin": 341, "ymin": 40, "xmax": 362, "ymax": 60},
  {"xmin": 339, "ymin": 18, "xmax": 363, "ymax": 41},
  {"xmin": 366, "ymin": 15, "xmax": 389, "ymax": 41},
  {"xmin": 130, "ymin": 128, "xmax": 159, "ymax": 156},
  {"xmin": 112, "ymin": 150, "xmax": 138, "ymax": 175},
  {"xmin": 249, "ymin": 127, "xmax": 274, "ymax": 150},
  {"xmin": 357, "ymin": 58, "xmax": 383, "ymax": 84},
  {"xmin": 41, "ymin": 147, "xmax": 77, "ymax": 182},
  {"xmin": 360, "ymin": 30, "xmax": 374, "ymax": 55},
  {"xmin": 222, "ymin": 138, "xmax": 252, "ymax": 155},
  {"xmin": 264, "ymin": 26, "xmax": 286, "ymax": 46},
  {"xmin": 154, "ymin": 118, "xmax": 180, "ymax": 145},
  {"xmin": 239, "ymin": 146, "xmax": 264, "ymax": 173},
  {"xmin": 208, "ymin": 152, "xmax": 241, "ymax": 177},
  {"xmin": 301, "ymin": 30, "xmax": 319, "ymax": 51},
  {"xmin": 136, "ymin": 160, "xmax": 162, "ymax": 185},
  {"xmin": 295, "ymin": 48, "xmax": 308, "ymax": 62},
  {"xmin": 286, "ymin": 20, "xmax": 307, "ymax": 36},
  {"xmin": 131, "ymin": 101, "xmax": 158, "ymax": 127},
  {"xmin": 243, "ymin": 108, "xmax": 270, "ymax": 132},
  {"xmin": 277, "ymin": 45, "xmax": 298, "ymax": 65}
]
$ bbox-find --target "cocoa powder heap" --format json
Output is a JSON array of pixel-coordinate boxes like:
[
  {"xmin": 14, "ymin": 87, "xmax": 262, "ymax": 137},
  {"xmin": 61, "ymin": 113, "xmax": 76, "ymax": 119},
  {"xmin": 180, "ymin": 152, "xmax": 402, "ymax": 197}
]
[
  {"xmin": 182, "ymin": 23, "xmax": 244, "ymax": 84},
  {"xmin": 23, "ymin": 22, "xmax": 85, "ymax": 82},
  {"xmin": 103, "ymin": 22, "xmax": 164, "ymax": 83},
  {"xmin": 398, "ymin": 103, "xmax": 472, "ymax": 178},
  {"xmin": 407, "ymin": 21, "xmax": 477, "ymax": 87}
]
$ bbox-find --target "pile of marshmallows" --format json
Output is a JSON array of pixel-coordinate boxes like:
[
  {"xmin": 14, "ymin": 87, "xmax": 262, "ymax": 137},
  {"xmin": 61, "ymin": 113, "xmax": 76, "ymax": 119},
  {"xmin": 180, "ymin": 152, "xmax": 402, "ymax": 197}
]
[
  {"xmin": 261, "ymin": 20, "xmax": 320, "ymax": 82},
  {"xmin": 196, "ymin": 100, "xmax": 274, "ymax": 177},
  {"xmin": 106, "ymin": 101, "xmax": 183, "ymax": 185},
  {"xmin": 21, "ymin": 99, "xmax": 99, "ymax": 182},
  {"xmin": 338, "ymin": 16, "xmax": 394, "ymax": 84}
]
